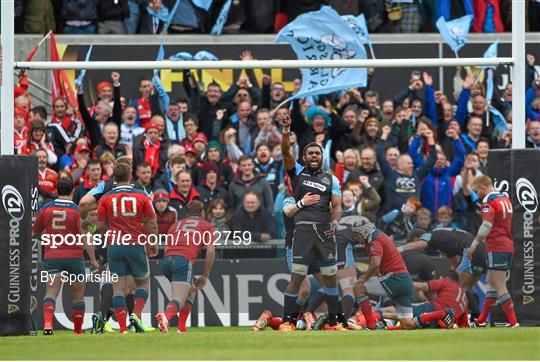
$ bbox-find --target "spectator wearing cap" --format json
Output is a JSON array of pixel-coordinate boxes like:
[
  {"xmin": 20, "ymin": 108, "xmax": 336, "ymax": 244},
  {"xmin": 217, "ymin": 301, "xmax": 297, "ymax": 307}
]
[
  {"xmin": 169, "ymin": 170, "xmax": 200, "ymax": 220},
  {"xmin": 253, "ymin": 143, "xmax": 282, "ymax": 199},
  {"xmin": 196, "ymin": 162, "xmax": 228, "ymax": 208},
  {"xmin": 20, "ymin": 121, "xmax": 58, "ymax": 166},
  {"xmin": 59, "ymin": 138, "xmax": 91, "ymax": 170},
  {"xmin": 290, "ymin": 102, "xmax": 341, "ymax": 157},
  {"xmin": 134, "ymin": 162, "xmax": 154, "ymax": 193},
  {"xmin": 73, "ymin": 160, "xmax": 102, "ymax": 204},
  {"xmin": 14, "ymin": 106, "xmax": 28, "ymax": 154},
  {"xmin": 359, "ymin": 117, "xmax": 385, "ymax": 149},
  {"xmin": 200, "ymin": 140, "xmax": 234, "ymax": 189},
  {"xmin": 153, "ymin": 189, "xmax": 177, "ymax": 235},
  {"xmin": 228, "ymin": 155, "xmax": 273, "ymax": 211},
  {"xmin": 89, "ymin": 81, "xmax": 114, "ymax": 116},
  {"xmin": 65, "ymin": 143, "xmax": 92, "ymax": 186},
  {"xmin": 232, "ymin": 192, "xmax": 276, "ymax": 244},
  {"xmin": 154, "ymin": 154, "xmax": 186, "ymax": 193},
  {"xmin": 133, "ymin": 117, "xmax": 168, "ymax": 181},
  {"xmin": 183, "ymin": 144, "xmax": 199, "ymax": 181},
  {"xmin": 191, "ymin": 132, "xmax": 208, "ymax": 159}
]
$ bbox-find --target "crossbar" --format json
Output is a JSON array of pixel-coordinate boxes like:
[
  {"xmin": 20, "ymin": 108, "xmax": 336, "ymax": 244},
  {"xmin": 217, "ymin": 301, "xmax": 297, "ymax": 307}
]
[{"xmin": 14, "ymin": 57, "xmax": 513, "ymax": 70}]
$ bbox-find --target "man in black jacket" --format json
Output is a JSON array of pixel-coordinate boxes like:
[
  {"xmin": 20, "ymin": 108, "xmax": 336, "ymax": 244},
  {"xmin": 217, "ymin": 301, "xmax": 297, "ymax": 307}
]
[{"xmin": 232, "ymin": 192, "xmax": 276, "ymax": 243}]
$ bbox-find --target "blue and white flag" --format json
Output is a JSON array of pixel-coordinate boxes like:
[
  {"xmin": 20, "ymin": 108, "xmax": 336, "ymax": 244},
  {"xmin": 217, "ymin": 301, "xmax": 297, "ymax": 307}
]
[
  {"xmin": 436, "ymin": 15, "xmax": 473, "ymax": 53},
  {"xmin": 489, "ymin": 106, "xmax": 508, "ymax": 133},
  {"xmin": 169, "ymin": 50, "xmax": 219, "ymax": 61},
  {"xmin": 275, "ymin": 6, "xmax": 368, "ymax": 99},
  {"xmin": 483, "ymin": 40, "xmax": 499, "ymax": 106},
  {"xmin": 341, "ymin": 13, "xmax": 374, "ymax": 56},
  {"xmin": 210, "ymin": 0, "xmax": 233, "ymax": 35},
  {"xmin": 192, "ymin": 0, "xmax": 213, "ymax": 12},
  {"xmin": 486, "ymin": 69, "xmax": 494, "ymax": 105},
  {"xmin": 193, "ymin": 51, "xmax": 219, "ymax": 61},
  {"xmin": 482, "ymin": 39, "xmax": 499, "ymax": 70},
  {"xmin": 152, "ymin": 43, "xmax": 170, "ymax": 113},
  {"xmin": 74, "ymin": 44, "xmax": 93, "ymax": 89}
]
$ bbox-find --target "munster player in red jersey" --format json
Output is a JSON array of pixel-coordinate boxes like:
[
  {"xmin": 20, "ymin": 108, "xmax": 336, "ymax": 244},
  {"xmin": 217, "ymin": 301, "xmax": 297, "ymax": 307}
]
[
  {"xmin": 97, "ymin": 162, "xmax": 158, "ymax": 333},
  {"xmin": 381, "ymin": 270, "xmax": 469, "ymax": 329},
  {"xmin": 347, "ymin": 216, "xmax": 454, "ymax": 330},
  {"xmin": 468, "ymin": 175, "xmax": 518, "ymax": 327},
  {"xmin": 155, "ymin": 200, "xmax": 216, "ymax": 333},
  {"xmin": 33, "ymin": 176, "xmax": 99, "ymax": 335}
]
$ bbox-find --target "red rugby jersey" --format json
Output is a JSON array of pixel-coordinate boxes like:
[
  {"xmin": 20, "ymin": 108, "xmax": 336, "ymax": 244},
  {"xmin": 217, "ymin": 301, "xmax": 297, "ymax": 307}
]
[
  {"xmin": 33, "ymin": 199, "xmax": 83, "ymax": 259},
  {"xmin": 481, "ymin": 192, "xmax": 514, "ymax": 253},
  {"xmin": 365, "ymin": 231, "xmax": 409, "ymax": 275},
  {"xmin": 38, "ymin": 168, "xmax": 58, "ymax": 195},
  {"xmin": 97, "ymin": 185, "xmax": 156, "ymax": 244},
  {"xmin": 428, "ymin": 277, "xmax": 469, "ymax": 326},
  {"xmin": 165, "ymin": 216, "xmax": 215, "ymax": 263}
]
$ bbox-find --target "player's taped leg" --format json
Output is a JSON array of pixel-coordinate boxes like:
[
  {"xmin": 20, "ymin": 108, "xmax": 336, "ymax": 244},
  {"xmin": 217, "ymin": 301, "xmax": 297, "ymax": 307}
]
[{"xmin": 339, "ymin": 276, "xmax": 356, "ymax": 319}]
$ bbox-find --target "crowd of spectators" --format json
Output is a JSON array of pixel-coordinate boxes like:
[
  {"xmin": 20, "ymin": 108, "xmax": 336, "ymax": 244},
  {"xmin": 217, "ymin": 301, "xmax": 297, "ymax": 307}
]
[
  {"xmin": 11, "ymin": 47, "xmax": 540, "ymax": 250},
  {"xmin": 13, "ymin": 0, "xmax": 540, "ymax": 35}
]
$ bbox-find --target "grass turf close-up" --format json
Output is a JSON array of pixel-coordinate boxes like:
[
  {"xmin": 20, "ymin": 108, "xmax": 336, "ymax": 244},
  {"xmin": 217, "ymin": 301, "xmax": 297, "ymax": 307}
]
[{"xmin": 0, "ymin": 327, "xmax": 539, "ymax": 360}]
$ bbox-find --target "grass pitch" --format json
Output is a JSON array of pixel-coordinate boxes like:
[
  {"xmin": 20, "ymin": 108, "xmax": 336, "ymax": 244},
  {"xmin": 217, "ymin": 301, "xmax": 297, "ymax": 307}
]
[{"xmin": 1, "ymin": 327, "xmax": 539, "ymax": 360}]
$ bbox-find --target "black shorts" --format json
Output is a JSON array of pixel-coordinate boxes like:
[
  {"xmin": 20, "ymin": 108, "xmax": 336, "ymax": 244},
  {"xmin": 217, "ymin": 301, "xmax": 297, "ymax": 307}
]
[{"xmin": 292, "ymin": 223, "xmax": 337, "ymax": 266}]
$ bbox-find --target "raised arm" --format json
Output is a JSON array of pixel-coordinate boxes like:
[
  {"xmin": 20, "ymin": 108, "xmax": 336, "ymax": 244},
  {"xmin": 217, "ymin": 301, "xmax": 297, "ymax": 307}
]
[
  {"xmin": 111, "ymin": 72, "xmax": 122, "ymax": 129},
  {"xmin": 281, "ymin": 113, "xmax": 296, "ymax": 171}
]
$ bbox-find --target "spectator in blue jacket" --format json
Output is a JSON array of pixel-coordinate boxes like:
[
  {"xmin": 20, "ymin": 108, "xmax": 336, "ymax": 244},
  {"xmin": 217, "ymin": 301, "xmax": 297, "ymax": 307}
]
[
  {"xmin": 377, "ymin": 124, "xmax": 436, "ymax": 212},
  {"xmin": 409, "ymin": 128, "xmax": 465, "ymax": 215}
]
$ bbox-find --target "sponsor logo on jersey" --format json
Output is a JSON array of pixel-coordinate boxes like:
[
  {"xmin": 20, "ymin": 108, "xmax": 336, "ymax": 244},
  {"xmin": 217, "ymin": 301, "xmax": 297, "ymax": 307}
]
[
  {"xmin": 321, "ymin": 176, "xmax": 331, "ymax": 185},
  {"xmin": 482, "ymin": 205, "xmax": 490, "ymax": 214},
  {"xmin": 302, "ymin": 180, "xmax": 326, "ymax": 192}
]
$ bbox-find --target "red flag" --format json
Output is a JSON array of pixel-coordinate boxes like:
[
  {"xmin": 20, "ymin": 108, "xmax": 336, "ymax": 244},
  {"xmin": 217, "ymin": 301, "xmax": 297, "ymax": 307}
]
[{"xmin": 50, "ymin": 33, "xmax": 78, "ymax": 109}]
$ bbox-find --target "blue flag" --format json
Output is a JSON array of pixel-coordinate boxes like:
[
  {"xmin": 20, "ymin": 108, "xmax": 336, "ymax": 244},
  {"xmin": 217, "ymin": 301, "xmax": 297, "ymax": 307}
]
[
  {"xmin": 169, "ymin": 50, "xmax": 219, "ymax": 61},
  {"xmin": 210, "ymin": 0, "xmax": 233, "ymax": 35},
  {"xmin": 436, "ymin": 15, "xmax": 473, "ymax": 53},
  {"xmin": 275, "ymin": 6, "xmax": 368, "ymax": 99},
  {"xmin": 193, "ymin": 51, "xmax": 219, "ymax": 61},
  {"xmin": 486, "ymin": 69, "xmax": 494, "ymax": 105},
  {"xmin": 489, "ymin": 106, "xmax": 508, "ymax": 133},
  {"xmin": 169, "ymin": 52, "xmax": 194, "ymax": 61},
  {"xmin": 192, "ymin": 0, "xmax": 213, "ymax": 11},
  {"xmin": 74, "ymin": 44, "xmax": 93, "ymax": 89},
  {"xmin": 161, "ymin": 0, "xmax": 180, "ymax": 34},
  {"xmin": 152, "ymin": 43, "xmax": 170, "ymax": 113},
  {"xmin": 482, "ymin": 39, "xmax": 499, "ymax": 69},
  {"xmin": 341, "ymin": 13, "xmax": 374, "ymax": 56}
]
